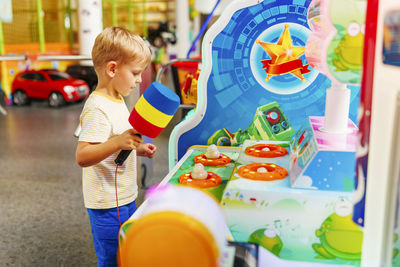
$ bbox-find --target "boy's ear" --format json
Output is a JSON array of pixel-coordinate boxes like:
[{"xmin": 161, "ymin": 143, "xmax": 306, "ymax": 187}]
[{"xmin": 105, "ymin": 61, "xmax": 117, "ymax": 78}]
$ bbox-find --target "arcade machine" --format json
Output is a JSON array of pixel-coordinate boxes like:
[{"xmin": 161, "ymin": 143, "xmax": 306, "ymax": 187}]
[{"xmin": 118, "ymin": 0, "xmax": 400, "ymax": 266}]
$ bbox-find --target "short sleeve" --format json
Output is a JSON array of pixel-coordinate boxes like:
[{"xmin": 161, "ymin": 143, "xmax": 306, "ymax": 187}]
[{"xmin": 79, "ymin": 107, "xmax": 111, "ymax": 143}]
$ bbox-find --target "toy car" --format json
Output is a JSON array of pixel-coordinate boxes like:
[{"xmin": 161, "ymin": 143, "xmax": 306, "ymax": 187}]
[
  {"xmin": 66, "ymin": 64, "xmax": 97, "ymax": 92},
  {"xmin": 12, "ymin": 69, "xmax": 89, "ymax": 108}
]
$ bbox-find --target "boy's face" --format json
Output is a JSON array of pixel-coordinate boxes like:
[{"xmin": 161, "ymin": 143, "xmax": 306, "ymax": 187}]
[{"xmin": 112, "ymin": 60, "xmax": 146, "ymax": 97}]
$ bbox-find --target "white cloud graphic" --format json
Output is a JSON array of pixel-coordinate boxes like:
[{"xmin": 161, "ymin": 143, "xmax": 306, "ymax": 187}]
[{"xmin": 292, "ymin": 175, "xmax": 317, "ymax": 189}]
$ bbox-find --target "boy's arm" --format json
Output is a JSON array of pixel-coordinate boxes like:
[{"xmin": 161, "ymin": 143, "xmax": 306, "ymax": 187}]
[{"xmin": 76, "ymin": 129, "xmax": 143, "ymax": 167}]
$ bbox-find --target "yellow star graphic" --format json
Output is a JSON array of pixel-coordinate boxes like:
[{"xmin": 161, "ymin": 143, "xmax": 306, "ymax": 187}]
[{"xmin": 256, "ymin": 24, "xmax": 306, "ymax": 81}]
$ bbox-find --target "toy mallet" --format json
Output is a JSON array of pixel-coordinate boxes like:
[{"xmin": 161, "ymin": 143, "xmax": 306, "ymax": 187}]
[{"xmin": 115, "ymin": 82, "xmax": 180, "ymax": 166}]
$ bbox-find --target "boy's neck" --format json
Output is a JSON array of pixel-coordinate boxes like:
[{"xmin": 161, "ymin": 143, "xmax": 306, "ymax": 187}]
[{"xmin": 94, "ymin": 85, "xmax": 121, "ymax": 101}]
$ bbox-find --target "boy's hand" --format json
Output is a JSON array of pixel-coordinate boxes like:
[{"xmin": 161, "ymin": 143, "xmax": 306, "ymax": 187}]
[
  {"xmin": 137, "ymin": 143, "xmax": 157, "ymax": 158},
  {"xmin": 118, "ymin": 129, "xmax": 143, "ymax": 150}
]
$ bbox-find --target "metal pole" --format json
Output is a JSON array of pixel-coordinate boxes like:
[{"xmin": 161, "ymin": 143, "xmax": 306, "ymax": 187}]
[
  {"xmin": 128, "ymin": 0, "xmax": 134, "ymax": 31},
  {"xmin": 0, "ymin": 21, "xmax": 4, "ymax": 54},
  {"xmin": 112, "ymin": 0, "xmax": 117, "ymax": 26},
  {"xmin": 36, "ymin": 55, "xmax": 91, "ymax": 61},
  {"xmin": 176, "ymin": 0, "xmax": 190, "ymax": 58},
  {"xmin": 155, "ymin": 58, "xmax": 201, "ymax": 83},
  {"xmin": 67, "ymin": 0, "xmax": 74, "ymax": 50},
  {"xmin": 36, "ymin": 0, "xmax": 45, "ymax": 52},
  {"xmin": 142, "ymin": 0, "xmax": 147, "ymax": 38},
  {"xmin": 0, "ymin": 21, "xmax": 10, "ymax": 107}
]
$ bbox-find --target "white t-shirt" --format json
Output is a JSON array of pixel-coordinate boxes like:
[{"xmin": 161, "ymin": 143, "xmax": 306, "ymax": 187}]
[{"xmin": 79, "ymin": 91, "xmax": 137, "ymax": 209}]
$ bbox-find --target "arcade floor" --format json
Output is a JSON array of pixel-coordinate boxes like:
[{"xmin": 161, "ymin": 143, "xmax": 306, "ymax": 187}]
[{"xmin": 0, "ymin": 99, "xmax": 179, "ymax": 266}]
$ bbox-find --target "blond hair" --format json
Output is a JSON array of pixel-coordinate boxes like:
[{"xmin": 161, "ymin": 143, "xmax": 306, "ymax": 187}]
[{"xmin": 92, "ymin": 27, "xmax": 151, "ymax": 71}]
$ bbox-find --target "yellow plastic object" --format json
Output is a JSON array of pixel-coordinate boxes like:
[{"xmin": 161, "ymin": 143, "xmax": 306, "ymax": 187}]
[{"xmin": 119, "ymin": 211, "xmax": 219, "ymax": 267}]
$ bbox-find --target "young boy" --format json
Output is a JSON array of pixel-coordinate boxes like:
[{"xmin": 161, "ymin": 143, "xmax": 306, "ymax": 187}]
[{"xmin": 75, "ymin": 27, "xmax": 155, "ymax": 267}]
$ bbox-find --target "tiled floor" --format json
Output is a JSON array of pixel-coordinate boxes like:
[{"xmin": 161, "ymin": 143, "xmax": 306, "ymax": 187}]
[{"xmin": 0, "ymin": 99, "xmax": 178, "ymax": 266}]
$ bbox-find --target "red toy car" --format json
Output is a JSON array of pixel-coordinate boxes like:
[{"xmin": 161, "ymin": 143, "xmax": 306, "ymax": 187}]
[{"xmin": 12, "ymin": 69, "xmax": 89, "ymax": 108}]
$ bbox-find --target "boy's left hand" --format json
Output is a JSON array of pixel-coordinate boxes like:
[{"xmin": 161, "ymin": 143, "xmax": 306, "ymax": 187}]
[{"xmin": 137, "ymin": 143, "xmax": 157, "ymax": 158}]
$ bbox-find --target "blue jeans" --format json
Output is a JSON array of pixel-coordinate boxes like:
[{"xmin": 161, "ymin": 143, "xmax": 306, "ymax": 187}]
[{"xmin": 87, "ymin": 201, "xmax": 136, "ymax": 267}]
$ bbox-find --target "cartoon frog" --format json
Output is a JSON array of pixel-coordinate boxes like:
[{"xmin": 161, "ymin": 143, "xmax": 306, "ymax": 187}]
[
  {"xmin": 312, "ymin": 198, "xmax": 363, "ymax": 260},
  {"xmin": 248, "ymin": 228, "xmax": 283, "ymax": 256},
  {"xmin": 332, "ymin": 22, "xmax": 364, "ymax": 71}
]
